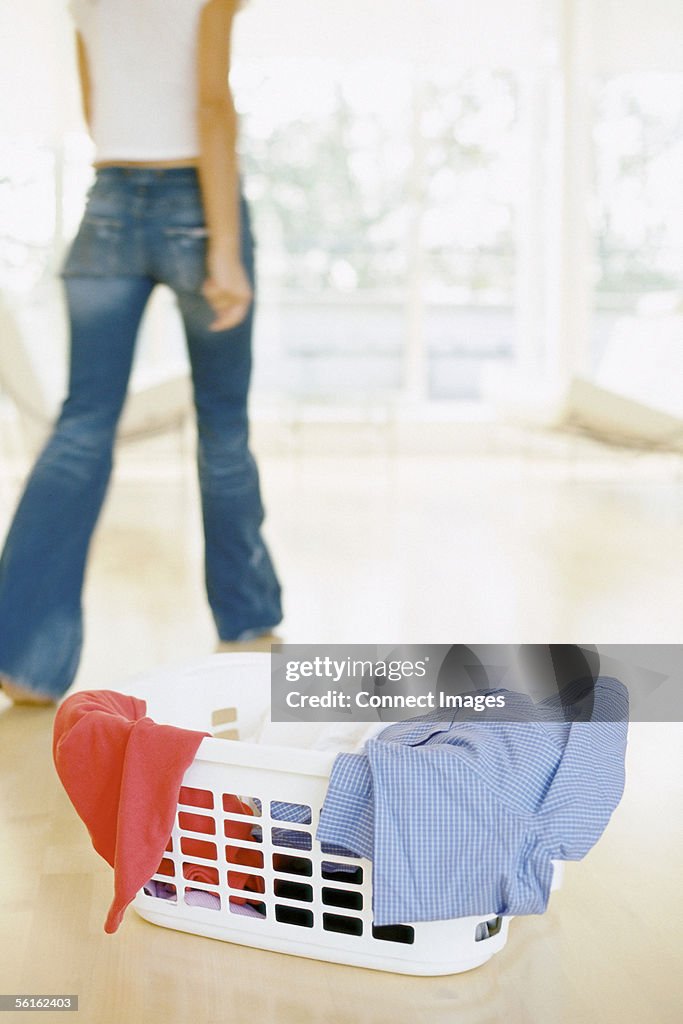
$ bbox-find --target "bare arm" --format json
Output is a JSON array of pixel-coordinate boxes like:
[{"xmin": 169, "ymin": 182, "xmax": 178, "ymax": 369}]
[
  {"xmin": 75, "ymin": 31, "xmax": 93, "ymax": 131},
  {"xmin": 197, "ymin": 0, "xmax": 252, "ymax": 331}
]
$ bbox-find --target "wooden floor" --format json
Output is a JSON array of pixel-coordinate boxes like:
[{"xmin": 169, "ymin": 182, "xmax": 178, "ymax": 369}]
[
  {"xmin": 1, "ymin": 435, "xmax": 682, "ymax": 1022},
  {"xmin": 1, "ymin": 711, "xmax": 680, "ymax": 1024}
]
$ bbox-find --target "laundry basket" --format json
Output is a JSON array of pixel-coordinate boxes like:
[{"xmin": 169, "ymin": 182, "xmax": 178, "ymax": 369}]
[{"xmin": 122, "ymin": 653, "xmax": 563, "ymax": 976}]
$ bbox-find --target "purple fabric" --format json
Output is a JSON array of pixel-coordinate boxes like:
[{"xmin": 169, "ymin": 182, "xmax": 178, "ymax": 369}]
[{"xmin": 143, "ymin": 880, "xmax": 265, "ymax": 918}]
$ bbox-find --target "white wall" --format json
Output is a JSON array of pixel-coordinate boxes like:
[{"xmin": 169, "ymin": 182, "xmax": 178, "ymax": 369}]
[
  {"xmin": 234, "ymin": 0, "xmax": 546, "ymax": 65},
  {"xmin": 593, "ymin": 0, "xmax": 683, "ymax": 72},
  {"xmin": 0, "ymin": 0, "xmax": 81, "ymax": 139}
]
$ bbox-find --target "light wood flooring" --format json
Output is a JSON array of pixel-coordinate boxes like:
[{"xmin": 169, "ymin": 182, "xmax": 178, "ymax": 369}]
[{"xmin": 1, "ymin": 436, "xmax": 681, "ymax": 1022}]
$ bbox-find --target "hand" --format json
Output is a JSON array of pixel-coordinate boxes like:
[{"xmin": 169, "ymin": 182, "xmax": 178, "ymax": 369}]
[{"xmin": 202, "ymin": 247, "xmax": 253, "ymax": 332}]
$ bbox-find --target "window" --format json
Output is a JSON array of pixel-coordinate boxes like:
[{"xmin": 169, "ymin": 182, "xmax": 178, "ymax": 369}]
[
  {"xmin": 591, "ymin": 72, "xmax": 683, "ymax": 414},
  {"xmin": 1, "ymin": 0, "xmax": 680, "ymax": 423},
  {"xmin": 235, "ymin": 59, "xmax": 520, "ymax": 403}
]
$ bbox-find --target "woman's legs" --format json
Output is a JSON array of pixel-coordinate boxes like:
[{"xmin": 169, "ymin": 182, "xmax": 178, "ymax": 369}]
[
  {"xmin": 0, "ymin": 274, "xmax": 153, "ymax": 698},
  {"xmin": 176, "ymin": 287, "xmax": 282, "ymax": 641},
  {"xmin": 154, "ymin": 178, "xmax": 282, "ymax": 641}
]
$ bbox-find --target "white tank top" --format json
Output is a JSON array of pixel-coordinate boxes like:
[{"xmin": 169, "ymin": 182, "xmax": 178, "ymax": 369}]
[{"xmin": 69, "ymin": 0, "xmax": 209, "ymax": 162}]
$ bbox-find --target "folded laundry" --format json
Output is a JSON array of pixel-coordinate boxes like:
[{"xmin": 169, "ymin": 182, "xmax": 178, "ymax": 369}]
[
  {"xmin": 315, "ymin": 676, "xmax": 629, "ymax": 927},
  {"xmin": 53, "ymin": 689, "xmax": 210, "ymax": 933}
]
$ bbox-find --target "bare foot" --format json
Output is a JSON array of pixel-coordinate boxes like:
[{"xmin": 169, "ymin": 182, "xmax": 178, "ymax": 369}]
[
  {"xmin": 216, "ymin": 633, "xmax": 282, "ymax": 654},
  {"xmin": 0, "ymin": 676, "xmax": 55, "ymax": 707}
]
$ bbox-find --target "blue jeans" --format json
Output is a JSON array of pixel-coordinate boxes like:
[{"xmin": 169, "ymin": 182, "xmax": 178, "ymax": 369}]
[{"xmin": 0, "ymin": 167, "xmax": 282, "ymax": 698}]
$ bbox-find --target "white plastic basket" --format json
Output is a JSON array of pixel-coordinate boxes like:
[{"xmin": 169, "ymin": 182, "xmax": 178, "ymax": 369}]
[{"xmin": 122, "ymin": 653, "xmax": 562, "ymax": 976}]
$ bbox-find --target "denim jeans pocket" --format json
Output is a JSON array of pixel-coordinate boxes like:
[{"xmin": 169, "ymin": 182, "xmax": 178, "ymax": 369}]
[
  {"xmin": 162, "ymin": 225, "xmax": 210, "ymax": 293},
  {"xmin": 60, "ymin": 215, "xmax": 130, "ymax": 278}
]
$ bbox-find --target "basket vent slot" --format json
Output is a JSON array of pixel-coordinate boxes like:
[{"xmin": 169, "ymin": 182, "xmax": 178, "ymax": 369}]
[
  {"xmin": 270, "ymin": 801, "xmax": 312, "ymax": 824},
  {"xmin": 211, "ymin": 707, "xmax": 237, "ymax": 726},
  {"xmin": 222, "ymin": 793, "xmax": 261, "ymax": 816},
  {"xmin": 322, "ymin": 887, "xmax": 363, "ymax": 911},
  {"xmin": 184, "ymin": 890, "xmax": 220, "ymax": 911},
  {"xmin": 371, "ymin": 924, "xmax": 415, "ymax": 945},
  {"xmin": 272, "ymin": 854, "xmax": 313, "ymax": 877},
  {"xmin": 229, "ymin": 897, "xmax": 267, "ymax": 918},
  {"xmin": 179, "ymin": 787, "xmax": 213, "ymax": 809},
  {"xmin": 475, "ymin": 916, "xmax": 503, "ymax": 942},
  {"xmin": 321, "ymin": 863, "xmax": 364, "ymax": 885},
  {"xmin": 226, "ymin": 849, "xmax": 264, "ymax": 870},
  {"xmin": 275, "ymin": 905, "xmax": 314, "ymax": 928},
  {"xmin": 179, "ymin": 812, "xmax": 215, "ymax": 835},
  {"xmin": 212, "ymin": 707, "xmax": 239, "ymax": 740},
  {"xmin": 144, "ymin": 881, "xmax": 177, "ymax": 902},
  {"xmin": 272, "ymin": 828, "xmax": 312, "ymax": 851},
  {"xmin": 180, "ymin": 838, "xmax": 217, "ymax": 860},
  {"xmin": 274, "ymin": 879, "xmax": 313, "ymax": 903},
  {"xmin": 228, "ymin": 871, "xmax": 264, "ymax": 894},
  {"xmin": 225, "ymin": 822, "xmax": 262, "ymax": 843},
  {"xmin": 323, "ymin": 913, "xmax": 363, "ymax": 937},
  {"xmin": 182, "ymin": 862, "xmax": 219, "ymax": 884}
]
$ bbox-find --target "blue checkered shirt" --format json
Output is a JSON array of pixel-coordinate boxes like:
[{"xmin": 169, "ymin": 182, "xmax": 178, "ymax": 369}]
[{"xmin": 308, "ymin": 676, "xmax": 628, "ymax": 926}]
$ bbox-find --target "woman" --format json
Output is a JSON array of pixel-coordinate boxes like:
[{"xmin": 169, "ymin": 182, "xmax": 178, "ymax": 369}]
[{"xmin": 0, "ymin": 0, "xmax": 283, "ymax": 704}]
